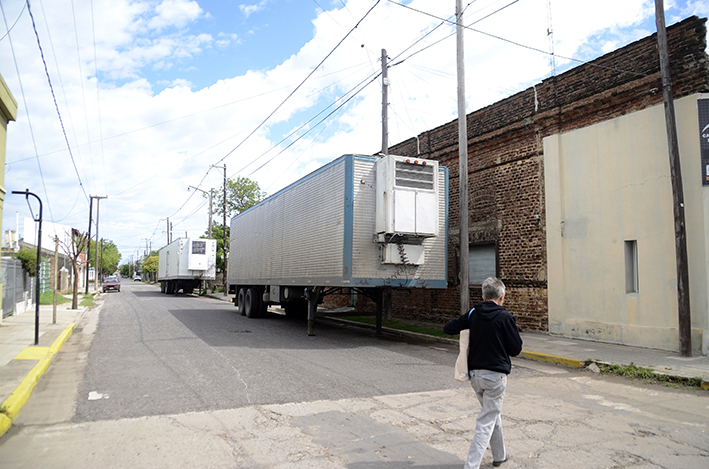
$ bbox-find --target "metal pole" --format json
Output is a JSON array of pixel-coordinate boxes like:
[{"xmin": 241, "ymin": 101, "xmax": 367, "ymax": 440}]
[
  {"xmin": 456, "ymin": 0, "xmax": 470, "ymax": 315},
  {"xmin": 381, "ymin": 48, "xmax": 388, "ymax": 155},
  {"xmin": 53, "ymin": 236, "xmax": 58, "ymax": 324},
  {"xmin": 12, "ymin": 190, "xmax": 42, "ymax": 345},
  {"xmin": 85, "ymin": 197, "xmax": 93, "ymax": 294},
  {"xmin": 655, "ymin": 0, "xmax": 691, "ymax": 356},
  {"xmin": 223, "ymin": 165, "xmax": 228, "ymax": 296}
]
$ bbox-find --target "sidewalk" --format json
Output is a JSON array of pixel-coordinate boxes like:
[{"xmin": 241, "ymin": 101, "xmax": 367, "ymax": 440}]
[
  {"xmin": 0, "ymin": 300, "xmax": 90, "ymax": 437},
  {"xmin": 2, "ymin": 296, "xmax": 708, "ymax": 439}
]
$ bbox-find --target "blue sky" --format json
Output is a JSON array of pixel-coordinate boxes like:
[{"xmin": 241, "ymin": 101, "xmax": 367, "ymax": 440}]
[{"xmin": 1, "ymin": 0, "xmax": 708, "ymax": 263}]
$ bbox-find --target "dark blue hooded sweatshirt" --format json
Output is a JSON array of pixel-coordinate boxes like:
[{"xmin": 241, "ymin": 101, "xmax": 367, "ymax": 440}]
[{"xmin": 443, "ymin": 301, "xmax": 523, "ymax": 374}]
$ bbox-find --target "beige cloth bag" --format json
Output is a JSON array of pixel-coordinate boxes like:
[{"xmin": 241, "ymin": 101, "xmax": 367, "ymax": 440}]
[{"xmin": 455, "ymin": 329, "xmax": 470, "ymax": 382}]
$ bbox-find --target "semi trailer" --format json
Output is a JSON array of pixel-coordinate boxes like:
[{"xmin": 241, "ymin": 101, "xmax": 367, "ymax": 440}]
[
  {"xmin": 227, "ymin": 153, "xmax": 448, "ymax": 334},
  {"xmin": 158, "ymin": 238, "xmax": 217, "ymax": 295}
]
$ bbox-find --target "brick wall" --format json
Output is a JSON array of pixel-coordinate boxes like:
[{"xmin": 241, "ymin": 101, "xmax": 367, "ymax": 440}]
[{"xmin": 347, "ymin": 16, "xmax": 709, "ymax": 330}]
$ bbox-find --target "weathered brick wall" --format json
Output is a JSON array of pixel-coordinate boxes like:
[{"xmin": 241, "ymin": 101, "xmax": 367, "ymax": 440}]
[{"xmin": 355, "ymin": 16, "xmax": 709, "ymax": 330}]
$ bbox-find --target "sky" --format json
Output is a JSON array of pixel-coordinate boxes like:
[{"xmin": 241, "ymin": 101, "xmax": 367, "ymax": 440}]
[{"xmin": 2, "ymin": 0, "xmax": 708, "ymax": 265}]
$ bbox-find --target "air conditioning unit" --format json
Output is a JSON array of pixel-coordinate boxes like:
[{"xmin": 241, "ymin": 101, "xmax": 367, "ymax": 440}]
[{"xmin": 375, "ymin": 155, "xmax": 439, "ymax": 238}]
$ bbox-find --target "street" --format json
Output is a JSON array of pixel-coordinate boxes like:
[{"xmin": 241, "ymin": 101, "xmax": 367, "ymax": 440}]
[{"xmin": 0, "ymin": 281, "xmax": 707, "ymax": 468}]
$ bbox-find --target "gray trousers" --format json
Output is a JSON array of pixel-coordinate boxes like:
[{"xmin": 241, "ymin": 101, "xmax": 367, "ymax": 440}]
[{"xmin": 465, "ymin": 369, "xmax": 507, "ymax": 469}]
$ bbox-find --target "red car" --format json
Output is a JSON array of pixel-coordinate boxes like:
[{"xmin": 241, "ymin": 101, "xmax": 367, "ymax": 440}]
[{"xmin": 102, "ymin": 276, "xmax": 121, "ymax": 293}]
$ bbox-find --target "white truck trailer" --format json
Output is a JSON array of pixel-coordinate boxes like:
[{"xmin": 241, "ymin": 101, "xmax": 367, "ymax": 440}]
[
  {"xmin": 158, "ymin": 238, "xmax": 217, "ymax": 295},
  {"xmin": 228, "ymin": 154, "xmax": 448, "ymax": 334}
]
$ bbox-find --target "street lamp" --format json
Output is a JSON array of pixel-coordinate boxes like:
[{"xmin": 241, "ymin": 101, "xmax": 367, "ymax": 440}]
[
  {"xmin": 188, "ymin": 185, "xmax": 213, "ymax": 239},
  {"xmin": 12, "ymin": 189, "xmax": 42, "ymax": 345}
]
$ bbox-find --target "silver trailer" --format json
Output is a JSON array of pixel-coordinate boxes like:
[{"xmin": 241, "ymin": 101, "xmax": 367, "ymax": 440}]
[
  {"xmin": 158, "ymin": 238, "xmax": 217, "ymax": 295},
  {"xmin": 228, "ymin": 154, "xmax": 448, "ymax": 334}
]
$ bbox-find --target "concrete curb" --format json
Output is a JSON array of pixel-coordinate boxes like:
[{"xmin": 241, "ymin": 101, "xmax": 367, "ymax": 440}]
[
  {"xmin": 0, "ymin": 323, "xmax": 76, "ymax": 438},
  {"xmin": 519, "ymin": 350, "xmax": 585, "ymax": 368}
]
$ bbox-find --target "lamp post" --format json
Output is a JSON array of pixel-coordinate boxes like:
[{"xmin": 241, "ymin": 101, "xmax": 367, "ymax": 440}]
[{"xmin": 12, "ymin": 189, "xmax": 42, "ymax": 345}]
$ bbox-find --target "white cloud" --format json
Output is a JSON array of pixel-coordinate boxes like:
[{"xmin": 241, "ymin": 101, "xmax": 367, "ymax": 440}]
[
  {"xmin": 149, "ymin": 0, "xmax": 204, "ymax": 31},
  {"xmin": 1, "ymin": 0, "xmax": 700, "ymax": 261},
  {"xmin": 239, "ymin": 1, "xmax": 269, "ymax": 19}
]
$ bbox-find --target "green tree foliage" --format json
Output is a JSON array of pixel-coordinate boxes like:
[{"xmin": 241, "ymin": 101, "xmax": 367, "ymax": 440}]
[
  {"xmin": 208, "ymin": 176, "xmax": 266, "ymax": 219},
  {"xmin": 16, "ymin": 247, "xmax": 38, "ymax": 276},
  {"xmin": 120, "ymin": 264, "xmax": 131, "ymax": 277},
  {"xmin": 87, "ymin": 239, "xmax": 121, "ymax": 276},
  {"xmin": 201, "ymin": 176, "xmax": 262, "ymax": 273},
  {"xmin": 203, "ymin": 223, "xmax": 230, "ymax": 272},
  {"xmin": 142, "ymin": 255, "xmax": 159, "ymax": 274}
]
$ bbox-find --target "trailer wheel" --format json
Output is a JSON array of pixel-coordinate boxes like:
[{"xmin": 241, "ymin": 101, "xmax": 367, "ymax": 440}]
[
  {"xmin": 237, "ymin": 288, "xmax": 246, "ymax": 315},
  {"xmin": 244, "ymin": 288, "xmax": 261, "ymax": 318}
]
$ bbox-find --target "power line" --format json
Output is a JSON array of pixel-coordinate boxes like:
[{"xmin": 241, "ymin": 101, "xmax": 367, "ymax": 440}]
[
  {"xmin": 387, "ymin": 0, "xmax": 648, "ymax": 78},
  {"xmin": 0, "ymin": 0, "xmax": 54, "ymax": 222},
  {"xmin": 0, "ymin": 1, "xmax": 25, "ymax": 42},
  {"xmin": 211, "ymin": 0, "xmax": 383, "ymax": 168},
  {"xmin": 26, "ymin": 0, "xmax": 89, "ymax": 201}
]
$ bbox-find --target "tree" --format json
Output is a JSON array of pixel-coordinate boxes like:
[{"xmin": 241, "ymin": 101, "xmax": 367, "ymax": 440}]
[
  {"xmin": 203, "ymin": 177, "xmax": 263, "ymax": 276},
  {"xmin": 202, "ymin": 222, "xmax": 230, "ymax": 272},
  {"xmin": 120, "ymin": 264, "xmax": 131, "ymax": 277},
  {"xmin": 207, "ymin": 176, "xmax": 266, "ymax": 219},
  {"xmin": 88, "ymin": 239, "xmax": 121, "ymax": 277},
  {"xmin": 142, "ymin": 255, "xmax": 159, "ymax": 275},
  {"xmin": 61, "ymin": 229, "xmax": 88, "ymax": 309},
  {"xmin": 16, "ymin": 247, "xmax": 38, "ymax": 277}
]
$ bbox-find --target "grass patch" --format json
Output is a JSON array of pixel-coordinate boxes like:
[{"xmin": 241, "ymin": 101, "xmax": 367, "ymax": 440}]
[
  {"xmin": 39, "ymin": 290, "xmax": 71, "ymax": 305},
  {"xmin": 79, "ymin": 293, "xmax": 96, "ymax": 308},
  {"xmin": 338, "ymin": 316, "xmax": 451, "ymax": 339},
  {"xmin": 597, "ymin": 362, "xmax": 703, "ymax": 389}
]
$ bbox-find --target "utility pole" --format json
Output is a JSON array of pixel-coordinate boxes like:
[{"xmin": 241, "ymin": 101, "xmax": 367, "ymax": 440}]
[
  {"xmin": 85, "ymin": 197, "xmax": 93, "ymax": 294},
  {"xmin": 655, "ymin": 0, "xmax": 691, "ymax": 356},
  {"xmin": 211, "ymin": 164, "xmax": 228, "ymax": 296},
  {"xmin": 456, "ymin": 0, "xmax": 470, "ymax": 316},
  {"xmin": 93, "ymin": 196, "xmax": 107, "ymax": 292},
  {"xmin": 381, "ymin": 48, "xmax": 388, "ymax": 155},
  {"xmin": 189, "ymin": 185, "xmax": 213, "ymax": 238},
  {"xmin": 381, "ymin": 48, "xmax": 393, "ymax": 321}
]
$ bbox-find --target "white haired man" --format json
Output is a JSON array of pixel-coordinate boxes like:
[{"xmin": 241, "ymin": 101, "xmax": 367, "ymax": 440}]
[{"xmin": 444, "ymin": 277, "xmax": 523, "ymax": 468}]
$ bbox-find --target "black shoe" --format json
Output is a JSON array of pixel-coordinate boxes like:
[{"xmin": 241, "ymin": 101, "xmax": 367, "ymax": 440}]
[{"xmin": 493, "ymin": 456, "xmax": 509, "ymax": 467}]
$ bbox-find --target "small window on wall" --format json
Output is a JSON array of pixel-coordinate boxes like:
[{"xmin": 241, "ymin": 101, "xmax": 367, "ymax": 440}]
[
  {"xmin": 469, "ymin": 244, "xmax": 496, "ymax": 285},
  {"xmin": 625, "ymin": 240, "xmax": 638, "ymax": 293}
]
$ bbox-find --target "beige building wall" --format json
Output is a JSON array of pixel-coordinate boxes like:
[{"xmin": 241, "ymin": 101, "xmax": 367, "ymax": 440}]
[
  {"xmin": 545, "ymin": 93, "xmax": 709, "ymax": 355},
  {"xmin": 1, "ymin": 74, "xmax": 18, "ymax": 323}
]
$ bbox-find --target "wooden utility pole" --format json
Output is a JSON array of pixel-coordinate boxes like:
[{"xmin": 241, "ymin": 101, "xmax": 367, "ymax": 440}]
[
  {"xmin": 456, "ymin": 0, "xmax": 469, "ymax": 315},
  {"xmin": 655, "ymin": 0, "xmax": 691, "ymax": 356},
  {"xmin": 381, "ymin": 48, "xmax": 393, "ymax": 320},
  {"xmin": 381, "ymin": 48, "xmax": 389, "ymax": 155},
  {"xmin": 93, "ymin": 196, "xmax": 107, "ymax": 292}
]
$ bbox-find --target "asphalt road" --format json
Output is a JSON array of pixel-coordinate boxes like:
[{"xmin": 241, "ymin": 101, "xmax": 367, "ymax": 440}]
[
  {"xmin": 3, "ymin": 281, "xmax": 707, "ymax": 468},
  {"xmin": 74, "ymin": 281, "xmax": 463, "ymax": 422}
]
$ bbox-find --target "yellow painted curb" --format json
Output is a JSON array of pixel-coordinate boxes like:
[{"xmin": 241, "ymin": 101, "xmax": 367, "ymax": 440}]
[
  {"xmin": 520, "ymin": 350, "xmax": 585, "ymax": 368},
  {"xmin": 14, "ymin": 347, "xmax": 50, "ymax": 360},
  {"xmin": 0, "ymin": 323, "xmax": 76, "ymax": 439}
]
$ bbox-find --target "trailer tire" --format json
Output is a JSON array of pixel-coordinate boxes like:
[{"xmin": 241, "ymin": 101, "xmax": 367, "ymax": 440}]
[
  {"xmin": 244, "ymin": 288, "xmax": 261, "ymax": 318},
  {"xmin": 237, "ymin": 288, "xmax": 246, "ymax": 315}
]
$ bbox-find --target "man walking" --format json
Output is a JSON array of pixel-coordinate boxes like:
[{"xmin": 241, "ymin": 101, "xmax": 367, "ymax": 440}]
[{"xmin": 444, "ymin": 277, "xmax": 523, "ymax": 468}]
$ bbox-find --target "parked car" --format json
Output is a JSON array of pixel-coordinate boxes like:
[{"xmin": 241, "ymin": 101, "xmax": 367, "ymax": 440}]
[
  {"xmin": 102, "ymin": 276, "xmax": 121, "ymax": 293},
  {"xmin": 134, "ymin": 274, "xmax": 142, "ymax": 282}
]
